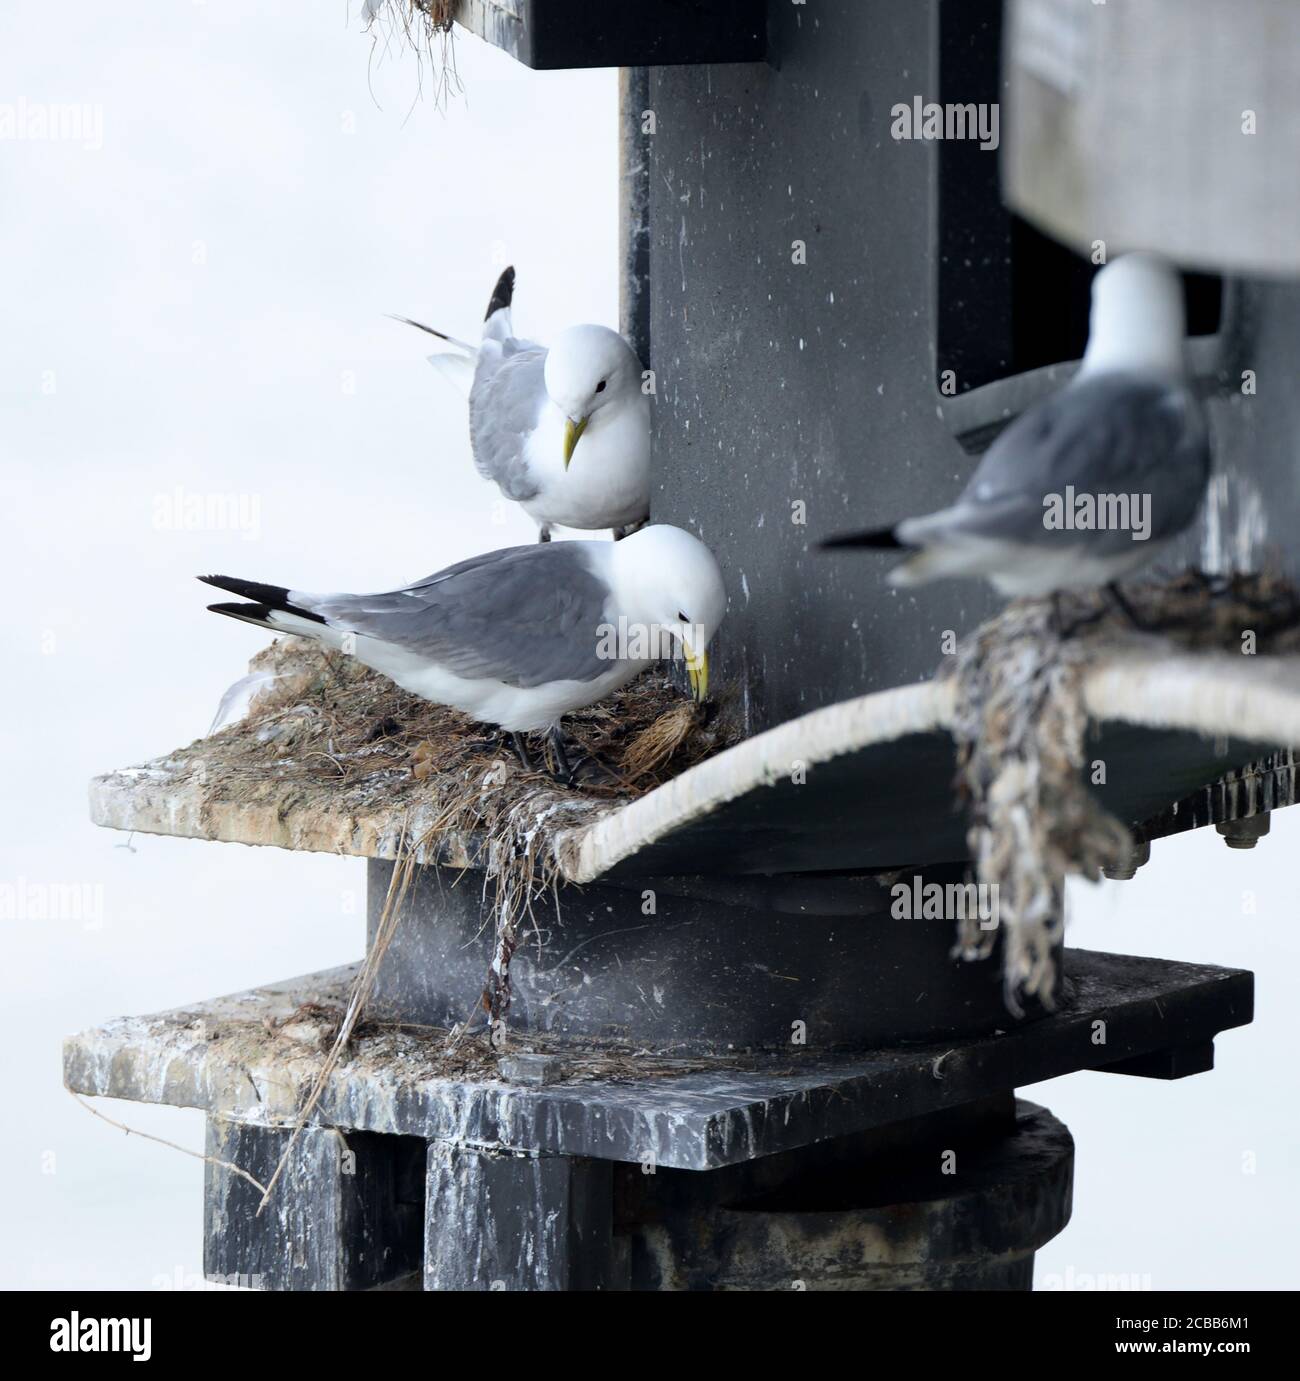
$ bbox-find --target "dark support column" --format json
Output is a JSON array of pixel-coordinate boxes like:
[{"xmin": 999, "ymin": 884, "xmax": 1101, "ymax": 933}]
[
  {"xmin": 365, "ymin": 858, "xmax": 1025, "ymax": 1052},
  {"xmin": 619, "ymin": 66, "xmax": 651, "ymax": 369},
  {"xmin": 617, "ymin": 1100, "xmax": 1074, "ymax": 1291},
  {"xmin": 425, "ymin": 1142, "xmax": 621, "ymax": 1290},
  {"xmin": 204, "ymin": 1119, "xmax": 424, "ymax": 1291}
]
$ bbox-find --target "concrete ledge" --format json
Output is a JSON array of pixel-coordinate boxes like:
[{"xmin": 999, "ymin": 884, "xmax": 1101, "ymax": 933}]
[
  {"xmin": 89, "ymin": 649, "xmax": 1300, "ymax": 879},
  {"xmin": 63, "ymin": 949, "xmax": 1252, "ymax": 1172}
]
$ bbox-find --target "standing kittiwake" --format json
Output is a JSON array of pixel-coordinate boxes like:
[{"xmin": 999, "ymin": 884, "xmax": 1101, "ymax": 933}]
[
  {"xmin": 822, "ymin": 253, "xmax": 1211, "ymax": 603},
  {"xmin": 394, "ymin": 267, "xmax": 651, "ymax": 542},
  {"xmin": 200, "ymin": 525, "xmax": 725, "ymax": 778}
]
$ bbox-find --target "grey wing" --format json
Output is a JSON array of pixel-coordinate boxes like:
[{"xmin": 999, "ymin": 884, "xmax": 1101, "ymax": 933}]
[
  {"xmin": 911, "ymin": 376, "xmax": 1210, "ymax": 552},
  {"xmin": 297, "ymin": 543, "xmax": 613, "ymax": 688},
  {"xmin": 468, "ymin": 339, "xmax": 549, "ymax": 502}
]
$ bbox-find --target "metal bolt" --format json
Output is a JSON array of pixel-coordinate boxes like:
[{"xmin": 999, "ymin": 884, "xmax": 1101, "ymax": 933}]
[
  {"xmin": 1216, "ymin": 813, "xmax": 1271, "ymax": 850},
  {"xmin": 1103, "ymin": 838, "xmax": 1150, "ymax": 881},
  {"xmin": 498, "ymin": 1053, "xmax": 567, "ymax": 1087}
]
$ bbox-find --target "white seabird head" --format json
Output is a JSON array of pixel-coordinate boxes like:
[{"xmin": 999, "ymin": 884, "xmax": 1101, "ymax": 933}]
[
  {"xmin": 610, "ymin": 525, "xmax": 728, "ymax": 702},
  {"xmin": 1080, "ymin": 252, "xmax": 1187, "ymax": 380},
  {"xmin": 544, "ymin": 324, "xmax": 643, "ymax": 468}
]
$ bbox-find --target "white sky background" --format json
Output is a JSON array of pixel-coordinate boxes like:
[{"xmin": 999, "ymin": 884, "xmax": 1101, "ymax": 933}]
[{"xmin": 1, "ymin": 1, "xmax": 1296, "ymax": 1291}]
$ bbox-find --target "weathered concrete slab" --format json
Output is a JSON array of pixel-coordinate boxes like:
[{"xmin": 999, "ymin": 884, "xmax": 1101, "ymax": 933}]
[
  {"xmin": 63, "ymin": 948, "xmax": 1252, "ymax": 1172},
  {"xmin": 88, "ymin": 755, "xmax": 482, "ymax": 872}
]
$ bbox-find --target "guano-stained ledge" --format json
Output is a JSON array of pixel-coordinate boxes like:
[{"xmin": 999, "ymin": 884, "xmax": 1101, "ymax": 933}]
[{"xmin": 89, "ymin": 650, "xmax": 1300, "ymax": 881}]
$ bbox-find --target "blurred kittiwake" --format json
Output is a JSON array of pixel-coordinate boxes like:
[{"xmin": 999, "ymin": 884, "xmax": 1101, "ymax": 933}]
[
  {"xmin": 200, "ymin": 525, "xmax": 725, "ymax": 777},
  {"xmin": 823, "ymin": 253, "xmax": 1211, "ymax": 601},
  {"xmin": 394, "ymin": 267, "xmax": 651, "ymax": 542}
]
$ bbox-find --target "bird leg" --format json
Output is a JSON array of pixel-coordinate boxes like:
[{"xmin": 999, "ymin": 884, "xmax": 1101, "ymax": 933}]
[
  {"xmin": 537, "ymin": 524, "xmax": 553, "ymax": 544},
  {"xmin": 546, "ymin": 727, "xmax": 575, "ymax": 785},
  {"xmin": 509, "ymin": 732, "xmax": 536, "ymax": 773},
  {"xmin": 544, "ymin": 727, "xmax": 620, "ymax": 787},
  {"xmin": 612, "ymin": 520, "xmax": 647, "ymax": 541}
]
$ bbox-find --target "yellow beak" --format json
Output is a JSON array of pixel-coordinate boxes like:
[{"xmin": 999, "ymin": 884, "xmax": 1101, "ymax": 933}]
[
  {"xmin": 682, "ymin": 640, "xmax": 709, "ymax": 703},
  {"xmin": 562, "ymin": 415, "xmax": 589, "ymax": 470}
]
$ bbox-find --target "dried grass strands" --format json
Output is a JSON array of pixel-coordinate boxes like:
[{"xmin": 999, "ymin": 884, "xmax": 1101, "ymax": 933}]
[
  {"xmin": 71, "ymin": 1091, "xmax": 271, "ymax": 1199},
  {"xmin": 361, "ymin": 1, "xmax": 462, "ymax": 111},
  {"xmin": 255, "ymin": 813, "xmax": 429, "ymax": 1214}
]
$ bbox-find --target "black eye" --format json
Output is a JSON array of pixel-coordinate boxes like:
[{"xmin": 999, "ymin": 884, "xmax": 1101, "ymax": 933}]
[
  {"xmin": 595, "ymin": 379, "xmax": 607, "ymax": 393},
  {"xmin": 677, "ymin": 610, "xmax": 688, "ymax": 622}
]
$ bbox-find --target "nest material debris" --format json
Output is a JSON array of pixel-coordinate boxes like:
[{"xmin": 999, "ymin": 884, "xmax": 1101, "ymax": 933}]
[
  {"xmin": 361, "ymin": 1, "xmax": 462, "ymax": 110},
  {"xmin": 220, "ymin": 635, "xmax": 734, "ymax": 802},
  {"xmin": 257, "ymin": 997, "xmax": 773, "ymax": 1086},
  {"xmin": 945, "ymin": 569, "xmax": 1300, "ymax": 1011}
]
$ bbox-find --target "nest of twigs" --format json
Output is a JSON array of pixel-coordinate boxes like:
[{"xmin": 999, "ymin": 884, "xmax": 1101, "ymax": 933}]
[{"xmin": 220, "ymin": 635, "xmax": 735, "ymax": 804}]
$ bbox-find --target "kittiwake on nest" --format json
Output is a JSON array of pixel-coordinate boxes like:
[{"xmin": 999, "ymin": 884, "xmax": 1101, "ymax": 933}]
[{"xmin": 201, "ymin": 524, "xmax": 727, "ymax": 783}]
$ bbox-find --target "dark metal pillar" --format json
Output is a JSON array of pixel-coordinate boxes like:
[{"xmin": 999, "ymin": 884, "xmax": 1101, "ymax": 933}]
[
  {"xmin": 619, "ymin": 66, "xmax": 652, "ymax": 368},
  {"xmin": 424, "ymin": 1144, "xmax": 621, "ymax": 1290},
  {"xmin": 203, "ymin": 1119, "xmax": 424, "ymax": 1291}
]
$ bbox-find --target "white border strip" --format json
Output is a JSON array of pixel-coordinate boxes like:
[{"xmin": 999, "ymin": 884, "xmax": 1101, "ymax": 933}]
[
  {"xmin": 561, "ymin": 679, "xmax": 956, "ymax": 884},
  {"xmin": 563, "ymin": 651, "xmax": 1300, "ymax": 885}
]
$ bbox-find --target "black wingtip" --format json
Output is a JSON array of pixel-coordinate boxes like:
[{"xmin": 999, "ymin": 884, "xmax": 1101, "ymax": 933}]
[
  {"xmin": 199, "ymin": 573, "xmax": 289, "ymax": 603},
  {"xmin": 485, "ymin": 265, "xmax": 515, "ymax": 320},
  {"xmin": 198, "ymin": 575, "xmax": 325, "ymax": 624},
  {"xmin": 819, "ymin": 528, "xmax": 907, "ymax": 552},
  {"xmin": 206, "ymin": 601, "xmax": 275, "ymax": 630}
]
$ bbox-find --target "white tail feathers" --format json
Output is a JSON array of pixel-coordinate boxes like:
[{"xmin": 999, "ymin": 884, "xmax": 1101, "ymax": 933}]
[
  {"xmin": 425, "ymin": 349, "xmax": 478, "ymax": 398},
  {"xmin": 482, "ymin": 303, "xmax": 514, "ymax": 345},
  {"xmin": 390, "ymin": 313, "xmax": 479, "ymax": 399},
  {"xmin": 264, "ymin": 606, "xmax": 348, "ymax": 649}
]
